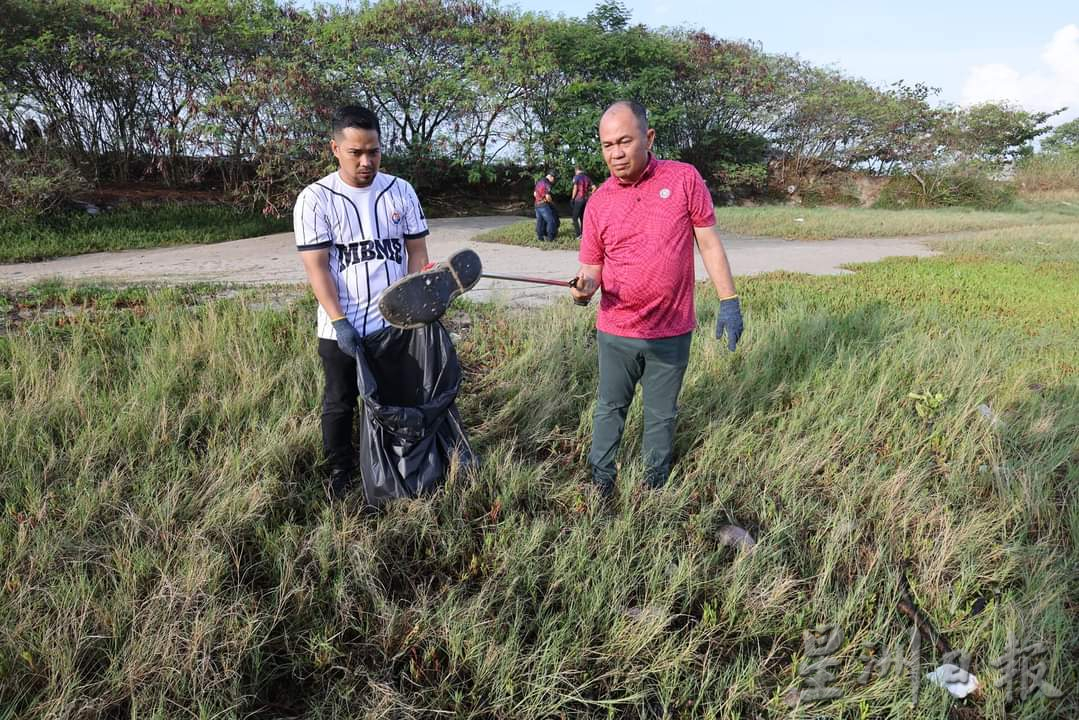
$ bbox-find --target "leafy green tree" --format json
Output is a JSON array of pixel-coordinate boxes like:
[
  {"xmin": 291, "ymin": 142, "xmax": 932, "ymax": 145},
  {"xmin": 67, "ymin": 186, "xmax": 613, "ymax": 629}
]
[
  {"xmin": 943, "ymin": 102, "xmax": 1061, "ymax": 166},
  {"xmin": 1040, "ymin": 117, "xmax": 1079, "ymax": 155},
  {"xmin": 341, "ymin": 0, "xmax": 496, "ymax": 155}
]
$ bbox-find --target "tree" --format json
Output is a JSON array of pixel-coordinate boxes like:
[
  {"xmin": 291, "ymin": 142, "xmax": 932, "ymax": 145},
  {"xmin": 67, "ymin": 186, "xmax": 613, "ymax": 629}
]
[
  {"xmin": 943, "ymin": 102, "xmax": 1062, "ymax": 166},
  {"xmin": 341, "ymin": 0, "xmax": 498, "ymax": 158},
  {"xmin": 1041, "ymin": 117, "xmax": 1079, "ymax": 155}
]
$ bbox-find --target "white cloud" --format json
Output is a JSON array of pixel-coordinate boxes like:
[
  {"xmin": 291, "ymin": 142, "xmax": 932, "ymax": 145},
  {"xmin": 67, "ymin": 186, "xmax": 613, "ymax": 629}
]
[{"xmin": 961, "ymin": 24, "xmax": 1079, "ymax": 122}]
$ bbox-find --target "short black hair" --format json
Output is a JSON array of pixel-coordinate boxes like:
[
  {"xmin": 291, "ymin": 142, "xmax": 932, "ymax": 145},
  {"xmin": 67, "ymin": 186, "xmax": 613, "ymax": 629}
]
[
  {"xmin": 332, "ymin": 105, "xmax": 380, "ymax": 138},
  {"xmin": 604, "ymin": 100, "xmax": 649, "ymax": 133}
]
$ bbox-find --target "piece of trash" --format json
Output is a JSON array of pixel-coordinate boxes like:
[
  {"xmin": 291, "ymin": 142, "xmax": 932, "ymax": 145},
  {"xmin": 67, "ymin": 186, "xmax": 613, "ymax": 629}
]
[
  {"xmin": 717, "ymin": 524, "xmax": 756, "ymax": 551},
  {"xmin": 926, "ymin": 664, "xmax": 980, "ymax": 698},
  {"xmin": 624, "ymin": 605, "xmax": 668, "ymax": 625},
  {"xmin": 793, "ymin": 217, "xmax": 805, "ymax": 222},
  {"xmin": 976, "ymin": 403, "xmax": 1004, "ymax": 429},
  {"xmin": 969, "ymin": 594, "xmax": 992, "ymax": 616}
]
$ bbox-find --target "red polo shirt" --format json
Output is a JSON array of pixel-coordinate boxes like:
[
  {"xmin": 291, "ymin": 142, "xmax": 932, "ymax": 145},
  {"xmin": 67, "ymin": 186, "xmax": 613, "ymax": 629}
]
[{"xmin": 579, "ymin": 155, "xmax": 716, "ymax": 339}]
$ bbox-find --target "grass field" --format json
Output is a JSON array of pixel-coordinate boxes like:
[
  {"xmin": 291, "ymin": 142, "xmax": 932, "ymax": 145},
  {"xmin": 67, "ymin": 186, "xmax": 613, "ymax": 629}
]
[
  {"xmin": 1, "ymin": 219, "xmax": 1076, "ymax": 717},
  {"xmin": 476, "ymin": 203, "xmax": 1079, "ymax": 246},
  {"xmin": 473, "ymin": 217, "xmax": 582, "ymax": 250},
  {"xmin": 0, "ymin": 204, "xmax": 291, "ymax": 264}
]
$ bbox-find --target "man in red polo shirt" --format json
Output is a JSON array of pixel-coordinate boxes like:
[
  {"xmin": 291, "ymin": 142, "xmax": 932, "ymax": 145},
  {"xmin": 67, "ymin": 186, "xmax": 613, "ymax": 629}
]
[{"xmin": 570, "ymin": 100, "xmax": 743, "ymax": 496}]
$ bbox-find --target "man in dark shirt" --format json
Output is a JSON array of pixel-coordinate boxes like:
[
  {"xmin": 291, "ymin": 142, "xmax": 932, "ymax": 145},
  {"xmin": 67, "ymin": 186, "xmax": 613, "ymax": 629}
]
[
  {"xmin": 533, "ymin": 171, "xmax": 559, "ymax": 242},
  {"xmin": 570, "ymin": 165, "xmax": 593, "ymax": 240}
]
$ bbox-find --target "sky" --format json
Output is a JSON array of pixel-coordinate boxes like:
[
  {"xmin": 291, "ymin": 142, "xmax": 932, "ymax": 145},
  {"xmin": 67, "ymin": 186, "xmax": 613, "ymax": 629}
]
[{"xmin": 509, "ymin": 0, "xmax": 1079, "ymax": 125}]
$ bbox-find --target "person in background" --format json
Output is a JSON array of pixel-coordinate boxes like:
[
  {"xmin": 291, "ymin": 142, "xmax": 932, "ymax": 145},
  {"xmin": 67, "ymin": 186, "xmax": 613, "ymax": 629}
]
[
  {"xmin": 533, "ymin": 170, "xmax": 559, "ymax": 242},
  {"xmin": 570, "ymin": 165, "xmax": 593, "ymax": 240}
]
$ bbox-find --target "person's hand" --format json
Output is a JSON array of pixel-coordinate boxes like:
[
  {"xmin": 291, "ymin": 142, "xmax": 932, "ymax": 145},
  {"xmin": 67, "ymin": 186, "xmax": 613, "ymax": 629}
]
[
  {"xmin": 570, "ymin": 272, "xmax": 598, "ymax": 304},
  {"xmin": 715, "ymin": 296, "xmax": 743, "ymax": 351},
  {"xmin": 332, "ymin": 317, "xmax": 362, "ymax": 357}
]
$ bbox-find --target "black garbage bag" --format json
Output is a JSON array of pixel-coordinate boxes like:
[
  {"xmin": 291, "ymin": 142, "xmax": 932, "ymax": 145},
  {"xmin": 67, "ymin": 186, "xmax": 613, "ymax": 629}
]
[{"xmin": 355, "ymin": 322, "xmax": 475, "ymax": 507}]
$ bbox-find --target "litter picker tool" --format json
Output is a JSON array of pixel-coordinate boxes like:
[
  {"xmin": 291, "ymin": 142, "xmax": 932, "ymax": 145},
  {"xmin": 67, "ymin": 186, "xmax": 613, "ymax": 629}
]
[{"xmin": 379, "ymin": 249, "xmax": 590, "ymax": 329}]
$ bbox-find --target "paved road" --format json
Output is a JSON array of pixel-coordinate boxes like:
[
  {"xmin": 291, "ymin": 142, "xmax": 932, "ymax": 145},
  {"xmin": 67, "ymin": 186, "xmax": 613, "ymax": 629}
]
[{"xmin": 0, "ymin": 216, "xmax": 936, "ymax": 304}]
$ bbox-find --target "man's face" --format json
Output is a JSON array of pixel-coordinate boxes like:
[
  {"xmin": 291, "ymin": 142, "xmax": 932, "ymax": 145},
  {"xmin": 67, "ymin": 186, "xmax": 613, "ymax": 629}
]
[
  {"xmin": 599, "ymin": 107, "xmax": 654, "ymax": 183},
  {"xmin": 331, "ymin": 126, "xmax": 381, "ymax": 188}
]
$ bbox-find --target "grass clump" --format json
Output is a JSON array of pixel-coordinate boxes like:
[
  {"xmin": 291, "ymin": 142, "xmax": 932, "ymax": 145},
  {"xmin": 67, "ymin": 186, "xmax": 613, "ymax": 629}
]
[
  {"xmin": 0, "ymin": 227, "xmax": 1076, "ymax": 717},
  {"xmin": 477, "ymin": 204, "xmax": 1079, "ymax": 246},
  {"xmin": 473, "ymin": 218, "xmax": 581, "ymax": 250},
  {"xmin": 0, "ymin": 204, "xmax": 290, "ymax": 263},
  {"xmin": 1015, "ymin": 153, "xmax": 1079, "ymax": 196},
  {"xmin": 712, "ymin": 205, "xmax": 1078, "ymax": 240}
]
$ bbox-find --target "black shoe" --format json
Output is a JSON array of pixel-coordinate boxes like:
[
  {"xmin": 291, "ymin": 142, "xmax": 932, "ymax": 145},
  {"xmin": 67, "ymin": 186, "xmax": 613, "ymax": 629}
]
[
  {"xmin": 326, "ymin": 468, "xmax": 353, "ymax": 501},
  {"xmin": 378, "ymin": 249, "xmax": 482, "ymax": 328}
]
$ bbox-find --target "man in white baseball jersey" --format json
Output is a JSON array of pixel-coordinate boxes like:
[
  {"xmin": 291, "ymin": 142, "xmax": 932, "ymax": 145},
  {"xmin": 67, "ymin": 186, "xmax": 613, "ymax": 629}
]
[{"xmin": 294, "ymin": 104, "xmax": 430, "ymax": 500}]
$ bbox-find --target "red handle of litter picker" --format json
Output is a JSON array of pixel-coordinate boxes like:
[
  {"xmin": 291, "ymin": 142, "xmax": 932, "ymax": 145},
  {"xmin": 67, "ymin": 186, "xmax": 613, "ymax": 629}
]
[{"xmin": 479, "ymin": 271, "xmax": 592, "ymax": 306}]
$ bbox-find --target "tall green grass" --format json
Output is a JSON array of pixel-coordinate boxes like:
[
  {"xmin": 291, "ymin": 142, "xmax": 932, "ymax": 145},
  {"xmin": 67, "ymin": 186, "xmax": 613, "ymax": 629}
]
[
  {"xmin": 1, "ymin": 230, "xmax": 1076, "ymax": 717},
  {"xmin": 0, "ymin": 204, "xmax": 290, "ymax": 263}
]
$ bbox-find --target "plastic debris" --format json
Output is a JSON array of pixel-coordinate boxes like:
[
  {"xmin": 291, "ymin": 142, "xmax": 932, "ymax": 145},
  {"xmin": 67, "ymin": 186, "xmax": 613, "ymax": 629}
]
[
  {"xmin": 976, "ymin": 403, "xmax": 1004, "ymax": 429},
  {"xmin": 926, "ymin": 664, "xmax": 980, "ymax": 698},
  {"xmin": 717, "ymin": 524, "xmax": 756, "ymax": 551}
]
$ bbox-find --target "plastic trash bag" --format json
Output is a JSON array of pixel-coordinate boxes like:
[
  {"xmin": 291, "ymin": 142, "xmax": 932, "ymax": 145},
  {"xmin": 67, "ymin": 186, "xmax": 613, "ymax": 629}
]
[{"xmin": 354, "ymin": 322, "xmax": 475, "ymax": 507}]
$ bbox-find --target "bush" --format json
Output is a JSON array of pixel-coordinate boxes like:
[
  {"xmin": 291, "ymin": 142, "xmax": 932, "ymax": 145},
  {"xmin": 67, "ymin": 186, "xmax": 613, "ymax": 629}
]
[
  {"xmin": 0, "ymin": 147, "xmax": 89, "ymax": 218},
  {"xmin": 796, "ymin": 173, "xmax": 864, "ymax": 208},
  {"xmin": 874, "ymin": 169, "xmax": 1016, "ymax": 209}
]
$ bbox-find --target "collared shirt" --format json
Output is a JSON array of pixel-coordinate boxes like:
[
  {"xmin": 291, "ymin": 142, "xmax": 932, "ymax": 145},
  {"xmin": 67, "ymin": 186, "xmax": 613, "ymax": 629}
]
[
  {"xmin": 579, "ymin": 155, "xmax": 716, "ymax": 339},
  {"xmin": 572, "ymin": 172, "xmax": 592, "ymax": 200},
  {"xmin": 534, "ymin": 178, "xmax": 552, "ymax": 206},
  {"xmin": 294, "ymin": 171, "xmax": 429, "ymax": 339}
]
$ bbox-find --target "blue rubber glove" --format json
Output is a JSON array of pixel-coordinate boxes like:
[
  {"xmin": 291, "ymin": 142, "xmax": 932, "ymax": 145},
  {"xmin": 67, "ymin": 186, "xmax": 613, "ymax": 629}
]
[
  {"xmin": 715, "ymin": 297, "xmax": 743, "ymax": 351},
  {"xmin": 332, "ymin": 317, "xmax": 362, "ymax": 358}
]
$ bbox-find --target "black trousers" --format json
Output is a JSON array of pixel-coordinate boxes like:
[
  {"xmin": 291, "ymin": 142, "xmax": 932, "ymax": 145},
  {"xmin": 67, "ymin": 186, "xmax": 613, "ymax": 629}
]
[
  {"xmin": 571, "ymin": 198, "xmax": 587, "ymax": 237},
  {"xmin": 318, "ymin": 338, "xmax": 359, "ymax": 473}
]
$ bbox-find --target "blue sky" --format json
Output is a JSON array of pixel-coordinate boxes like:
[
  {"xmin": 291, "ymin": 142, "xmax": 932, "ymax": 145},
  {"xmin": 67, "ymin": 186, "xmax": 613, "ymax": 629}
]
[{"xmin": 510, "ymin": 0, "xmax": 1079, "ymax": 123}]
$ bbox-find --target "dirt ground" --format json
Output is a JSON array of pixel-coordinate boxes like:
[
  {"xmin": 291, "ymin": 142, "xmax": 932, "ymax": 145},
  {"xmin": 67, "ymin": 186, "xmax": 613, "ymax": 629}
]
[{"xmin": 0, "ymin": 216, "xmax": 937, "ymax": 305}]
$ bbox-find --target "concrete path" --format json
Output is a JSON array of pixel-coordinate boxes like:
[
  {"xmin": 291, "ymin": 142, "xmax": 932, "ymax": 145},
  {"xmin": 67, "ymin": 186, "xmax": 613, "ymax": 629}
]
[{"xmin": 0, "ymin": 216, "xmax": 936, "ymax": 304}]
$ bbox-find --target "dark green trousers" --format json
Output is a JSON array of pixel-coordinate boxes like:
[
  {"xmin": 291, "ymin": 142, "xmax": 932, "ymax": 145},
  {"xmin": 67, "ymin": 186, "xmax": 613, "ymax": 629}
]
[{"xmin": 589, "ymin": 330, "xmax": 692, "ymax": 488}]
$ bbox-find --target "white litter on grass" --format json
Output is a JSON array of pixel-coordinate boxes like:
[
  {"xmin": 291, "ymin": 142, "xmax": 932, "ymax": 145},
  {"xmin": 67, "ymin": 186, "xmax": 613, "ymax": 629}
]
[
  {"xmin": 717, "ymin": 525, "xmax": 756, "ymax": 551},
  {"xmin": 794, "ymin": 217, "xmax": 805, "ymax": 222},
  {"xmin": 926, "ymin": 664, "xmax": 980, "ymax": 698},
  {"xmin": 976, "ymin": 403, "xmax": 1004, "ymax": 429}
]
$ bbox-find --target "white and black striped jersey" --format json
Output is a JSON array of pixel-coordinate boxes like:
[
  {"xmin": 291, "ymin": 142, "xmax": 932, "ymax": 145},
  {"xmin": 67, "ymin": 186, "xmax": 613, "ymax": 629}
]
[{"xmin": 294, "ymin": 171, "xmax": 429, "ymax": 339}]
